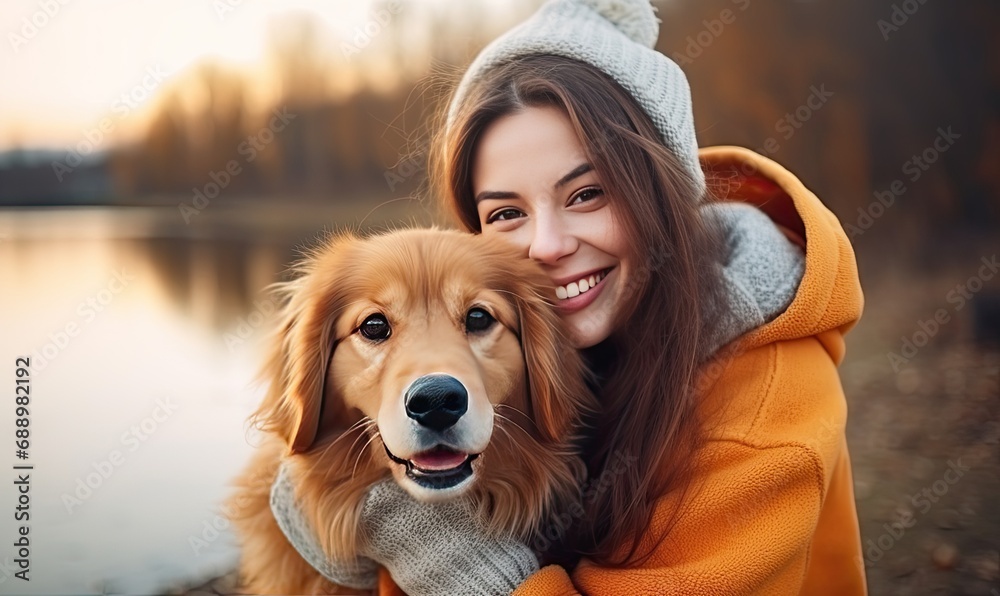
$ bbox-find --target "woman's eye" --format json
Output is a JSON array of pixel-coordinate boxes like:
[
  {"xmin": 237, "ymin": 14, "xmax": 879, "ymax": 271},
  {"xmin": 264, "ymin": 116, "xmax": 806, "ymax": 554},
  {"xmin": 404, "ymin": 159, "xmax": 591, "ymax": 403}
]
[
  {"xmin": 465, "ymin": 307, "xmax": 496, "ymax": 333},
  {"xmin": 359, "ymin": 313, "xmax": 391, "ymax": 341},
  {"xmin": 571, "ymin": 187, "xmax": 604, "ymax": 205},
  {"xmin": 486, "ymin": 208, "xmax": 523, "ymax": 223}
]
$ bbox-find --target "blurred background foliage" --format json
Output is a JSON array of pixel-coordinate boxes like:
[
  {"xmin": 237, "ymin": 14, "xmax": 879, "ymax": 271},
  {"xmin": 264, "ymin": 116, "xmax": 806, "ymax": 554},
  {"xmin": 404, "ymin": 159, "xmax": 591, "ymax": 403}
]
[{"xmin": 2, "ymin": 0, "xmax": 997, "ymax": 253}]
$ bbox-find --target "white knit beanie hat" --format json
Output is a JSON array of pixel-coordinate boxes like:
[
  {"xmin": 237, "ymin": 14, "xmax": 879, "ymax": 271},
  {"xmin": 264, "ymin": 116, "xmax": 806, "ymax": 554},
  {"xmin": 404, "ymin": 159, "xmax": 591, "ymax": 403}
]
[{"xmin": 448, "ymin": 0, "xmax": 705, "ymax": 198}]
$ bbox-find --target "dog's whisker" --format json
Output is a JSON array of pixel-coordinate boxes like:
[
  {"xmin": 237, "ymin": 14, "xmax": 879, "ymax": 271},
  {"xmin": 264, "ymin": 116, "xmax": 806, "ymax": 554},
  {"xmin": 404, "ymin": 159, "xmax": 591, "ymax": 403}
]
[
  {"xmin": 494, "ymin": 404, "xmax": 537, "ymax": 432},
  {"xmin": 492, "ymin": 418, "xmax": 517, "ymax": 445},
  {"xmin": 494, "ymin": 403, "xmax": 529, "ymax": 415},
  {"xmin": 302, "ymin": 418, "xmax": 376, "ymax": 478},
  {"xmin": 344, "ymin": 423, "xmax": 376, "ymax": 458},
  {"xmin": 484, "ymin": 286, "xmax": 559, "ymax": 309},
  {"xmin": 302, "ymin": 434, "xmax": 353, "ymax": 478},
  {"xmin": 351, "ymin": 431, "xmax": 381, "ymax": 479},
  {"xmin": 334, "ymin": 417, "xmax": 375, "ymax": 442},
  {"xmin": 349, "ymin": 418, "xmax": 378, "ymax": 439},
  {"xmin": 494, "ymin": 410, "xmax": 533, "ymax": 438}
]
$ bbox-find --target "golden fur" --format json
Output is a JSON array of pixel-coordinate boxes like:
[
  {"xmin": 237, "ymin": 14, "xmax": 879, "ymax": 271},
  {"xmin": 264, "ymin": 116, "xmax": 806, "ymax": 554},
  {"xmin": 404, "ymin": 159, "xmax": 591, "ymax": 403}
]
[{"xmin": 228, "ymin": 228, "xmax": 595, "ymax": 595}]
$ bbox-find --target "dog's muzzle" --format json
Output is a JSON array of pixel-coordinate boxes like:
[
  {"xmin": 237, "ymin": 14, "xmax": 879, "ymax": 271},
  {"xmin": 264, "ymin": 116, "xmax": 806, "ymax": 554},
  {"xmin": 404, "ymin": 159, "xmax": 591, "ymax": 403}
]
[{"xmin": 385, "ymin": 374, "xmax": 481, "ymax": 491}]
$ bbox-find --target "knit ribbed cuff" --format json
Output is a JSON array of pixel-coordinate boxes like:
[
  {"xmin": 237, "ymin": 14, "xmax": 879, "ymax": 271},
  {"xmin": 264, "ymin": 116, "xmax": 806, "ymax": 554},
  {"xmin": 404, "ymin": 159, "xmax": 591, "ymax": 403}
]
[
  {"xmin": 270, "ymin": 461, "xmax": 379, "ymax": 590},
  {"xmin": 361, "ymin": 481, "xmax": 539, "ymax": 596}
]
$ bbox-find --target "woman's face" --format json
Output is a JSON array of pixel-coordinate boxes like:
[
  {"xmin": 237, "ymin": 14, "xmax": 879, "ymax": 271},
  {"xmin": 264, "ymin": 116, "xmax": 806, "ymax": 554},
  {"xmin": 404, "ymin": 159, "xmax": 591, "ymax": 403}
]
[{"xmin": 472, "ymin": 105, "xmax": 632, "ymax": 348}]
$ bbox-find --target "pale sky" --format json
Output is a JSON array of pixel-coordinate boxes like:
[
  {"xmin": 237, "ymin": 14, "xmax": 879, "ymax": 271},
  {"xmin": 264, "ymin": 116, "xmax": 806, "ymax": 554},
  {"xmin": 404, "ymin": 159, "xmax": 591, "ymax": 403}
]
[{"xmin": 0, "ymin": 0, "xmax": 445, "ymax": 151}]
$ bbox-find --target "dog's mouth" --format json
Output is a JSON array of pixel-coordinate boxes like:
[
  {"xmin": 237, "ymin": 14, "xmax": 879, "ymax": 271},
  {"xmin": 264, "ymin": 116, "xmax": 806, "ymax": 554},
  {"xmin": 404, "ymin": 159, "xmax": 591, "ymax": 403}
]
[{"xmin": 384, "ymin": 443, "xmax": 479, "ymax": 490}]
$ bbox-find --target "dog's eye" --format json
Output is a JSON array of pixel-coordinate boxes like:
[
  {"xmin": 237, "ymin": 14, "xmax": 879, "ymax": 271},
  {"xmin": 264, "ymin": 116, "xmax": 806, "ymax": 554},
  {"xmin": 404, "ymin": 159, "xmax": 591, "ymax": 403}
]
[
  {"xmin": 465, "ymin": 307, "xmax": 496, "ymax": 333},
  {"xmin": 360, "ymin": 313, "xmax": 391, "ymax": 341}
]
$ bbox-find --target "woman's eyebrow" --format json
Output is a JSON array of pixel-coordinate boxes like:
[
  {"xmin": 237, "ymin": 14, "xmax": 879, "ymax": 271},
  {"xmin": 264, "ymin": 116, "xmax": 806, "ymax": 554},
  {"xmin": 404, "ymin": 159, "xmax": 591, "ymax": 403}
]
[
  {"xmin": 474, "ymin": 190, "xmax": 519, "ymax": 204},
  {"xmin": 554, "ymin": 163, "xmax": 593, "ymax": 189},
  {"xmin": 474, "ymin": 163, "xmax": 593, "ymax": 204}
]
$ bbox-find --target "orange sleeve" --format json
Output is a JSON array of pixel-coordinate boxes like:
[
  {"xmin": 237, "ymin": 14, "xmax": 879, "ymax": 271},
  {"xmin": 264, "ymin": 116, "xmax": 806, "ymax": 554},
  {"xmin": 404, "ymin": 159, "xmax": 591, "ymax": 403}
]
[
  {"xmin": 514, "ymin": 339, "xmax": 866, "ymax": 596},
  {"xmin": 514, "ymin": 442, "xmax": 824, "ymax": 595},
  {"xmin": 513, "ymin": 565, "xmax": 579, "ymax": 595}
]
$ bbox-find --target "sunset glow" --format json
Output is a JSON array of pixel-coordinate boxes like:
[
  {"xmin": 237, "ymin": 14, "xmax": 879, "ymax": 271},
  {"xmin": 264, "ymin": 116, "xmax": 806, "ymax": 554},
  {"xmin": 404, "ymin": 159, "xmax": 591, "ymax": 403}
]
[{"xmin": 0, "ymin": 0, "xmax": 400, "ymax": 150}]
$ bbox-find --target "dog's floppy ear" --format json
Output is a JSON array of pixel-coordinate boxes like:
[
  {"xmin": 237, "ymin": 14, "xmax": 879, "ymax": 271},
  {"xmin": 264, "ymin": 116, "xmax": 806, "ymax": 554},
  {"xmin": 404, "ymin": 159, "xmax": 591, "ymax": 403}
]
[
  {"xmin": 514, "ymin": 286, "xmax": 597, "ymax": 443},
  {"xmin": 250, "ymin": 233, "xmax": 354, "ymax": 454}
]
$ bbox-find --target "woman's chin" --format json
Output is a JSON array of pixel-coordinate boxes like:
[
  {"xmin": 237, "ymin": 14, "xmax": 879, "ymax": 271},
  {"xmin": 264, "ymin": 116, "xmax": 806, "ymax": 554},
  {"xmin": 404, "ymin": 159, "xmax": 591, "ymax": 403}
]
[
  {"xmin": 563, "ymin": 312, "xmax": 613, "ymax": 349},
  {"xmin": 560, "ymin": 270, "xmax": 624, "ymax": 349}
]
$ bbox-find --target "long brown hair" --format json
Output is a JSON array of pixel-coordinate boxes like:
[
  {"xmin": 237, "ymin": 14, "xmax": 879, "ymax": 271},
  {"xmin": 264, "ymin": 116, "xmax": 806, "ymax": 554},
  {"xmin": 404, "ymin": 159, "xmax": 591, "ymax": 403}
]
[{"xmin": 429, "ymin": 55, "xmax": 729, "ymax": 565}]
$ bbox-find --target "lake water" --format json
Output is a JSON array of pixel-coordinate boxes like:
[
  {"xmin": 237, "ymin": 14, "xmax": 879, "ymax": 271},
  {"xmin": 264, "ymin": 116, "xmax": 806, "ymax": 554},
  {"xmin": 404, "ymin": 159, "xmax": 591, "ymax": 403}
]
[{"xmin": 0, "ymin": 201, "xmax": 428, "ymax": 595}]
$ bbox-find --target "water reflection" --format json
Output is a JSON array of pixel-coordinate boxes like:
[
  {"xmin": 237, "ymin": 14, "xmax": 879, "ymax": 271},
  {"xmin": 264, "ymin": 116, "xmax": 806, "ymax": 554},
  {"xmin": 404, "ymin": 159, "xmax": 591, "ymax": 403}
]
[{"xmin": 0, "ymin": 202, "xmax": 430, "ymax": 595}]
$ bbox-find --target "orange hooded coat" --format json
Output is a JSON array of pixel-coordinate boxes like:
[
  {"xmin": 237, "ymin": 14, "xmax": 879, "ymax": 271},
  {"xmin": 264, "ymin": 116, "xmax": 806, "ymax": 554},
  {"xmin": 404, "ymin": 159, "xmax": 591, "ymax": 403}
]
[{"xmin": 377, "ymin": 145, "xmax": 867, "ymax": 595}]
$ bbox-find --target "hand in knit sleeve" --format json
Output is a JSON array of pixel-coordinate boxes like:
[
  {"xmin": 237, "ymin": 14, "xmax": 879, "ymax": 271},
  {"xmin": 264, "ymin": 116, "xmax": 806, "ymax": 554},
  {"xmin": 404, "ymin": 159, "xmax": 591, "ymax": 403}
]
[
  {"xmin": 359, "ymin": 480, "xmax": 540, "ymax": 596},
  {"xmin": 271, "ymin": 463, "xmax": 539, "ymax": 596},
  {"xmin": 269, "ymin": 462, "xmax": 380, "ymax": 591}
]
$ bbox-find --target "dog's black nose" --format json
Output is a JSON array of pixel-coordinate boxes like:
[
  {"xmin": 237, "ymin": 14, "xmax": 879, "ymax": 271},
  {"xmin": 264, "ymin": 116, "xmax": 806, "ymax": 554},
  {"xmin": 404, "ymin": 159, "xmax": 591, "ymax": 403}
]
[{"xmin": 404, "ymin": 375, "xmax": 468, "ymax": 431}]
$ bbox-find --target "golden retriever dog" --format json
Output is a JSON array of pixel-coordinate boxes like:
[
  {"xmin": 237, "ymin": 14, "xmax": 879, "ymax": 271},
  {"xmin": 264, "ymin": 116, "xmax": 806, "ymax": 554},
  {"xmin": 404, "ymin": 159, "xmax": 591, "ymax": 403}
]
[{"xmin": 228, "ymin": 227, "xmax": 595, "ymax": 595}]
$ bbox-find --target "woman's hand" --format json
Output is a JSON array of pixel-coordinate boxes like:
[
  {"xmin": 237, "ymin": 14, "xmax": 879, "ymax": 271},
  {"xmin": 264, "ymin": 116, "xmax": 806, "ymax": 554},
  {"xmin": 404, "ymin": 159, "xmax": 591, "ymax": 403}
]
[
  {"xmin": 270, "ymin": 461, "xmax": 539, "ymax": 596},
  {"xmin": 269, "ymin": 462, "xmax": 381, "ymax": 590},
  {"xmin": 358, "ymin": 480, "xmax": 539, "ymax": 596}
]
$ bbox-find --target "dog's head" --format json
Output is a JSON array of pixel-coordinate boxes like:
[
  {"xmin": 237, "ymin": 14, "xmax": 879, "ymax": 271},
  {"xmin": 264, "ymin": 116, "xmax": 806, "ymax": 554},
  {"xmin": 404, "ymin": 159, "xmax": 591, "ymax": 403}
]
[{"xmin": 253, "ymin": 228, "xmax": 594, "ymax": 529}]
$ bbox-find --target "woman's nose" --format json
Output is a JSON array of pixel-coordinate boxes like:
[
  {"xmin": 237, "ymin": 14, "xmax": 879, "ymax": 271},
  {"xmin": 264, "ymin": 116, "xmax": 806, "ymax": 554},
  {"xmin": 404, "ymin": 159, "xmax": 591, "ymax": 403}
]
[{"xmin": 527, "ymin": 214, "xmax": 576, "ymax": 265}]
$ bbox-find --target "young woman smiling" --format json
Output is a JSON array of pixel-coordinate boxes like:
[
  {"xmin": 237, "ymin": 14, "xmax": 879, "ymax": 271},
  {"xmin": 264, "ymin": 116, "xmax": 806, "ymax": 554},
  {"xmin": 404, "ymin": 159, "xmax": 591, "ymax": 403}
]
[{"xmin": 270, "ymin": 0, "xmax": 867, "ymax": 594}]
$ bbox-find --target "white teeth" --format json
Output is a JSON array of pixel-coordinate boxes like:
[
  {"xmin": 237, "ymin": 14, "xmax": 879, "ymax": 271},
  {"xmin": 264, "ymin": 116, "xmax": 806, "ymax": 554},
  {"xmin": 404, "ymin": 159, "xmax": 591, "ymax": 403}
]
[{"xmin": 555, "ymin": 269, "xmax": 608, "ymax": 300}]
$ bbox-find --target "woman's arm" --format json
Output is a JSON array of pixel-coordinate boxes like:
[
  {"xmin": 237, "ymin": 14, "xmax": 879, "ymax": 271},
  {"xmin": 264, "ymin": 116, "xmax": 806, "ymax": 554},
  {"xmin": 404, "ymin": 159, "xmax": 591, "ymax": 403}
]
[{"xmin": 516, "ymin": 338, "xmax": 866, "ymax": 595}]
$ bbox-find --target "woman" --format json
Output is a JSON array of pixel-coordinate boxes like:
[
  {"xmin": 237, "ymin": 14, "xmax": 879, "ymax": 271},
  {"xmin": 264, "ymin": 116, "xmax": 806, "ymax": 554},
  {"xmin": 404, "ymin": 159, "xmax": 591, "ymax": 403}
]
[{"xmin": 272, "ymin": 0, "xmax": 867, "ymax": 593}]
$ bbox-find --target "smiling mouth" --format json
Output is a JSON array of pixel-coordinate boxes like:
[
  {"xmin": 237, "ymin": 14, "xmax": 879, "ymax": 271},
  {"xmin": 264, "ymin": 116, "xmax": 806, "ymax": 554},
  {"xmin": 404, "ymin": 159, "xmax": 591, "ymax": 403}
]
[
  {"xmin": 383, "ymin": 443, "xmax": 479, "ymax": 490},
  {"xmin": 554, "ymin": 267, "xmax": 614, "ymax": 300}
]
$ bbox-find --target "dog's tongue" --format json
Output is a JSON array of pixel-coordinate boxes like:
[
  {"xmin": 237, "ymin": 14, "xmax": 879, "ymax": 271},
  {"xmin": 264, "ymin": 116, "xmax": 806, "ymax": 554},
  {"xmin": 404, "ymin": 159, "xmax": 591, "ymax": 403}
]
[{"xmin": 410, "ymin": 447, "xmax": 467, "ymax": 471}]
